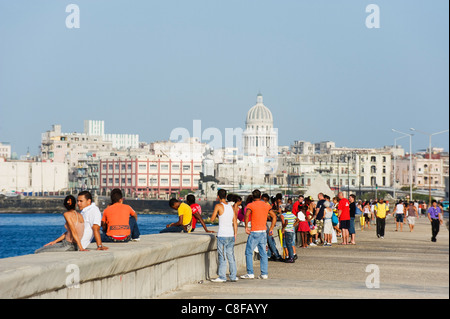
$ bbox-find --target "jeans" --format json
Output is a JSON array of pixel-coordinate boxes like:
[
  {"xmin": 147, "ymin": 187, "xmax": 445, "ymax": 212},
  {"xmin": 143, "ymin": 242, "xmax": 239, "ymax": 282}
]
[
  {"xmin": 267, "ymin": 226, "xmax": 281, "ymax": 259},
  {"xmin": 431, "ymin": 219, "xmax": 440, "ymax": 241},
  {"xmin": 160, "ymin": 225, "xmax": 185, "ymax": 233},
  {"xmin": 284, "ymin": 231, "xmax": 295, "ymax": 259},
  {"xmin": 102, "ymin": 216, "xmax": 141, "ymax": 241},
  {"xmin": 245, "ymin": 232, "xmax": 268, "ymax": 276},
  {"xmin": 217, "ymin": 237, "xmax": 237, "ymax": 281},
  {"xmin": 35, "ymin": 239, "xmax": 77, "ymax": 254},
  {"xmin": 376, "ymin": 217, "xmax": 386, "ymax": 237}
]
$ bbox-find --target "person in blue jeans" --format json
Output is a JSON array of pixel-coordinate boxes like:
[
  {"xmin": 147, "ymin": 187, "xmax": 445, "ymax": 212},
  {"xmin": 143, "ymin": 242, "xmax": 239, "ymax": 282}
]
[
  {"xmin": 240, "ymin": 189, "xmax": 277, "ymax": 280},
  {"xmin": 280, "ymin": 209, "xmax": 299, "ymax": 263},
  {"xmin": 210, "ymin": 189, "xmax": 238, "ymax": 282}
]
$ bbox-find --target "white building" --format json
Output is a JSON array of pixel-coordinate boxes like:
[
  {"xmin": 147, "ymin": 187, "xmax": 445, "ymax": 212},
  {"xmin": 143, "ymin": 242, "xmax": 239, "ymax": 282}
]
[
  {"xmin": 0, "ymin": 142, "xmax": 11, "ymax": 159},
  {"xmin": 84, "ymin": 120, "xmax": 139, "ymax": 149},
  {"xmin": 0, "ymin": 159, "xmax": 69, "ymax": 194},
  {"xmin": 243, "ymin": 93, "xmax": 278, "ymax": 158}
]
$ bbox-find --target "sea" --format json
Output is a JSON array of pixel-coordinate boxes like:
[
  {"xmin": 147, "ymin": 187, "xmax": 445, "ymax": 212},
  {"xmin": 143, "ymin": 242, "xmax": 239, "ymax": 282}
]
[{"xmin": 0, "ymin": 213, "xmax": 183, "ymax": 259}]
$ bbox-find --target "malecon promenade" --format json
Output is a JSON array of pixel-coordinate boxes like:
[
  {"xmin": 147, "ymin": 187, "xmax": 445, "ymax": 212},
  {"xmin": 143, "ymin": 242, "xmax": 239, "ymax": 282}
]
[
  {"xmin": 0, "ymin": 214, "xmax": 447, "ymax": 299},
  {"xmin": 161, "ymin": 216, "xmax": 449, "ymax": 299}
]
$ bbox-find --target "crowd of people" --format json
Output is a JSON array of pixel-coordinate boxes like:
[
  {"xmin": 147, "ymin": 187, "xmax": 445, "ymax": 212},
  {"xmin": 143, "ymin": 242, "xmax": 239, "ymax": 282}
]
[{"xmin": 34, "ymin": 187, "xmax": 446, "ymax": 283}]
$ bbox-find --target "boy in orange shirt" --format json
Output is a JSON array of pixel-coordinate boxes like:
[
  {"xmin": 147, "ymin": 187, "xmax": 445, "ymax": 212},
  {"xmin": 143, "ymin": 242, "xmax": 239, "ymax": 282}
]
[{"xmin": 101, "ymin": 189, "xmax": 140, "ymax": 242}]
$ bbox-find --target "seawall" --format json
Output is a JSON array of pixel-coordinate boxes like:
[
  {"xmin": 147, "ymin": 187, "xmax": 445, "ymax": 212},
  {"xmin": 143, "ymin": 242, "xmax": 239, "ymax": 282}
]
[{"xmin": 0, "ymin": 225, "xmax": 279, "ymax": 299}]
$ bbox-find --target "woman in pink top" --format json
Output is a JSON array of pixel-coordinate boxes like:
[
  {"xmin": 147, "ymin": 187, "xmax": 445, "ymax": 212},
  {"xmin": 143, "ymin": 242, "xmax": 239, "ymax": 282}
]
[{"xmin": 35, "ymin": 195, "xmax": 87, "ymax": 253}]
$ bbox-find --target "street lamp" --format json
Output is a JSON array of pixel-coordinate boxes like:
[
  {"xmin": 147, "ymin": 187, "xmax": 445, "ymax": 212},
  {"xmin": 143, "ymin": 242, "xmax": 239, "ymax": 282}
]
[
  {"xmin": 392, "ymin": 135, "xmax": 409, "ymax": 200},
  {"xmin": 410, "ymin": 128, "xmax": 449, "ymax": 205},
  {"xmin": 392, "ymin": 129, "xmax": 414, "ymax": 201}
]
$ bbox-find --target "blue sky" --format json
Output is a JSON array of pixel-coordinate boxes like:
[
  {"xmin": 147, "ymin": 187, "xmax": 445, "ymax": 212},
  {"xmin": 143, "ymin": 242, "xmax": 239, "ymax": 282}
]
[{"xmin": 0, "ymin": 0, "xmax": 448, "ymax": 156}]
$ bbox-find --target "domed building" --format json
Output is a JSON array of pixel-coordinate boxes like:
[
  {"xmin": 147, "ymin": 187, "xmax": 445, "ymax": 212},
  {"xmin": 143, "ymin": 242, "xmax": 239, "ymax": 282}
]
[{"xmin": 243, "ymin": 93, "xmax": 278, "ymax": 157}]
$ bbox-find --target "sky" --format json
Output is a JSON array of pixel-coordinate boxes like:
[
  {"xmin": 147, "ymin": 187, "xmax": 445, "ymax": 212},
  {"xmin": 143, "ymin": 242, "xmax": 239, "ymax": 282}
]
[{"xmin": 0, "ymin": 0, "xmax": 448, "ymax": 157}]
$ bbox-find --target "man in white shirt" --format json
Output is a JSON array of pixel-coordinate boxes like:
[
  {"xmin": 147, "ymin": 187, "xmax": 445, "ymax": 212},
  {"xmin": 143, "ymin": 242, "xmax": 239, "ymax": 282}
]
[
  {"xmin": 395, "ymin": 200, "xmax": 405, "ymax": 232},
  {"xmin": 77, "ymin": 191, "xmax": 108, "ymax": 250}
]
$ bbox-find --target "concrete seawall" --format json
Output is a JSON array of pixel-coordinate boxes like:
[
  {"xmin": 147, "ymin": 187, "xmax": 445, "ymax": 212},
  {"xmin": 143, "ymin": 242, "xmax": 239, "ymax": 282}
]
[{"xmin": 0, "ymin": 226, "xmax": 279, "ymax": 299}]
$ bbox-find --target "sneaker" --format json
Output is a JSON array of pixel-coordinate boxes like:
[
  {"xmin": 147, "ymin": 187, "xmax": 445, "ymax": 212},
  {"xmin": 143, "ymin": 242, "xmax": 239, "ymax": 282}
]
[
  {"xmin": 258, "ymin": 275, "xmax": 269, "ymax": 279},
  {"xmin": 131, "ymin": 238, "xmax": 140, "ymax": 242},
  {"xmin": 285, "ymin": 258, "xmax": 295, "ymax": 263},
  {"xmin": 230, "ymin": 278, "xmax": 239, "ymax": 282},
  {"xmin": 293, "ymin": 254, "xmax": 298, "ymax": 260},
  {"xmin": 211, "ymin": 278, "xmax": 227, "ymax": 283},
  {"xmin": 309, "ymin": 242, "xmax": 317, "ymax": 246},
  {"xmin": 240, "ymin": 274, "xmax": 255, "ymax": 279}
]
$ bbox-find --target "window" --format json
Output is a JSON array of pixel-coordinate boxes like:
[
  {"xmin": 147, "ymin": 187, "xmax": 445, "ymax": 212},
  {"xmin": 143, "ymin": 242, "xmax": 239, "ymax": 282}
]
[
  {"xmin": 150, "ymin": 164, "xmax": 157, "ymax": 171},
  {"xmin": 161, "ymin": 178, "xmax": 169, "ymax": 184},
  {"xmin": 172, "ymin": 164, "xmax": 180, "ymax": 171},
  {"xmin": 161, "ymin": 164, "xmax": 169, "ymax": 171},
  {"xmin": 138, "ymin": 164, "xmax": 147, "ymax": 170},
  {"xmin": 183, "ymin": 178, "xmax": 190, "ymax": 185},
  {"xmin": 172, "ymin": 178, "xmax": 180, "ymax": 185},
  {"xmin": 183, "ymin": 165, "xmax": 191, "ymax": 172},
  {"xmin": 371, "ymin": 156, "xmax": 376, "ymax": 162},
  {"xmin": 371, "ymin": 166, "xmax": 376, "ymax": 174}
]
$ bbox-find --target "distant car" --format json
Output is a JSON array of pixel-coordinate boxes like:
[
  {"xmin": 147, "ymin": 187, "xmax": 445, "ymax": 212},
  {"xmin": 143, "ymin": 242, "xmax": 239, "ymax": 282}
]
[{"xmin": 442, "ymin": 201, "xmax": 449, "ymax": 212}]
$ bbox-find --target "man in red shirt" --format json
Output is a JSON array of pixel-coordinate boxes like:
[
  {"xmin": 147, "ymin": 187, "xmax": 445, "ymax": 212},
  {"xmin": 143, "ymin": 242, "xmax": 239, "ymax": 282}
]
[{"xmin": 337, "ymin": 192, "xmax": 350, "ymax": 245}]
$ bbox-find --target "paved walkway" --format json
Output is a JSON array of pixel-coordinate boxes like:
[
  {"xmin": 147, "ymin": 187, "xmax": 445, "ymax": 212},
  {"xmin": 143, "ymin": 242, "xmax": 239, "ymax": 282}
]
[{"xmin": 160, "ymin": 216, "xmax": 449, "ymax": 299}]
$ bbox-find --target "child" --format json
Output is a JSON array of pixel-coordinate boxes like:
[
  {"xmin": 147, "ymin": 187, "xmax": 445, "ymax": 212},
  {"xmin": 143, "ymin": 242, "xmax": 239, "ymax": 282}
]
[
  {"xmin": 297, "ymin": 206, "xmax": 310, "ymax": 248},
  {"xmin": 323, "ymin": 200, "xmax": 334, "ymax": 246},
  {"xmin": 281, "ymin": 209, "xmax": 299, "ymax": 262}
]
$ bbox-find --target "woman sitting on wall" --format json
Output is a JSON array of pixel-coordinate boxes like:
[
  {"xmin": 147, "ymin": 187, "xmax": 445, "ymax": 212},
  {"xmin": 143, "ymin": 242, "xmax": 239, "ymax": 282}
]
[{"xmin": 35, "ymin": 195, "xmax": 88, "ymax": 253}]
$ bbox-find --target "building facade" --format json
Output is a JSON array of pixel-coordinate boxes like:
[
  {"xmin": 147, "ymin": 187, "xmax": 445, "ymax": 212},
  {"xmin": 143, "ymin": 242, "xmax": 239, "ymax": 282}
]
[{"xmin": 99, "ymin": 155, "xmax": 202, "ymax": 198}]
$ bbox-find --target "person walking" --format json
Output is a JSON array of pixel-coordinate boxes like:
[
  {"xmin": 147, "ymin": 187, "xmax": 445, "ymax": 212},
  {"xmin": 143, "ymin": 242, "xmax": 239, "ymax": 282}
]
[
  {"xmin": 240, "ymin": 189, "xmax": 277, "ymax": 280},
  {"xmin": 394, "ymin": 200, "xmax": 405, "ymax": 232},
  {"xmin": 374, "ymin": 198, "xmax": 390, "ymax": 239},
  {"xmin": 427, "ymin": 200, "xmax": 443, "ymax": 242},
  {"xmin": 210, "ymin": 189, "xmax": 238, "ymax": 282},
  {"xmin": 406, "ymin": 201, "xmax": 418, "ymax": 232}
]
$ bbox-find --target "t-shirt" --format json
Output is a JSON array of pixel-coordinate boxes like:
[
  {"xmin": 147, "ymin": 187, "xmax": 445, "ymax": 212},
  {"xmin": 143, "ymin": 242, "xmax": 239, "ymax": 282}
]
[
  {"xmin": 349, "ymin": 202, "xmax": 356, "ymax": 218},
  {"xmin": 178, "ymin": 202, "xmax": 193, "ymax": 226},
  {"xmin": 338, "ymin": 198, "xmax": 350, "ymax": 221},
  {"xmin": 102, "ymin": 203, "xmax": 135, "ymax": 238},
  {"xmin": 80, "ymin": 203, "xmax": 102, "ymax": 249},
  {"xmin": 316, "ymin": 199, "xmax": 326, "ymax": 220},
  {"xmin": 246, "ymin": 200, "xmax": 271, "ymax": 232},
  {"xmin": 190, "ymin": 203, "xmax": 202, "ymax": 230},
  {"xmin": 374, "ymin": 203, "xmax": 389, "ymax": 219},
  {"xmin": 395, "ymin": 204, "xmax": 404, "ymax": 214},
  {"xmin": 282, "ymin": 212, "xmax": 297, "ymax": 232},
  {"xmin": 292, "ymin": 201, "xmax": 301, "ymax": 216},
  {"xmin": 428, "ymin": 206, "xmax": 441, "ymax": 219}
]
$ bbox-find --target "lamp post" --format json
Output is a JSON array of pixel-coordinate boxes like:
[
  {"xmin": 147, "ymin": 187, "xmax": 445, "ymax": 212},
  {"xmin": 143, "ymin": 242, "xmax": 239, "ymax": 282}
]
[
  {"xmin": 392, "ymin": 129, "xmax": 414, "ymax": 201},
  {"xmin": 392, "ymin": 135, "xmax": 409, "ymax": 200},
  {"xmin": 410, "ymin": 128, "xmax": 449, "ymax": 205}
]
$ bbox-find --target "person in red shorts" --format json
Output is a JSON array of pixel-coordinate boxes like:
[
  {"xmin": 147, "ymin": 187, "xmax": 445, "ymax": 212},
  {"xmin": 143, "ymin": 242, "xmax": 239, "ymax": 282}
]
[{"xmin": 337, "ymin": 192, "xmax": 350, "ymax": 245}]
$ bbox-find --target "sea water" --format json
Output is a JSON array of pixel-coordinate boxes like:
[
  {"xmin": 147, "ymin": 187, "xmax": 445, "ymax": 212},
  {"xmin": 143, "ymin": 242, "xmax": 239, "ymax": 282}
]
[{"xmin": 0, "ymin": 213, "xmax": 178, "ymax": 259}]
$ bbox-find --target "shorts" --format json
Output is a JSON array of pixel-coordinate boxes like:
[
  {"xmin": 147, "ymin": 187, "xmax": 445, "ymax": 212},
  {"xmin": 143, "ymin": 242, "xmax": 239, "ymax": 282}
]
[
  {"xmin": 339, "ymin": 220, "xmax": 350, "ymax": 229},
  {"xmin": 349, "ymin": 218, "xmax": 355, "ymax": 235},
  {"xmin": 323, "ymin": 219, "xmax": 333, "ymax": 234},
  {"xmin": 396, "ymin": 214, "xmax": 404, "ymax": 223},
  {"xmin": 315, "ymin": 219, "xmax": 324, "ymax": 233},
  {"xmin": 282, "ymin": 231, "xmax": 295, "ymax": 247},
  {"xmin": 407, "ymin": 216, "xmax": 416, "ymax": 225}
]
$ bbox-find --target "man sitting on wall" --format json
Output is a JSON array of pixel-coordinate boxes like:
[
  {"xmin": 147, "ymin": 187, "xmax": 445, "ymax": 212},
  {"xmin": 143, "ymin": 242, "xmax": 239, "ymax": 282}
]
[
  {"xmin": 160, "ymin": 198, "xmax": 193, "ymax": 233},
  {"xmin": 101, "ymin": 188, "xmax": 140, "ymax": 242}
]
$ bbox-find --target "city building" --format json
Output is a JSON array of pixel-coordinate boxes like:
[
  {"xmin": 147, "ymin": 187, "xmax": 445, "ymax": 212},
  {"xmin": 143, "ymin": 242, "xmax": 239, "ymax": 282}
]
[
  {"xmin": 0, "ymin": 142, "xmax": 11, "ymax": 159},
  {"xmin": 84, "ymin": 120, "xmax": 139, "ymax": 149},
  {"xmin": 0, "ymin": 159, "xmax": 69, "ymax": 194},
  {"xmin": 99, "ymin": 155, "xmax": 202, "ymax": 199}
]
